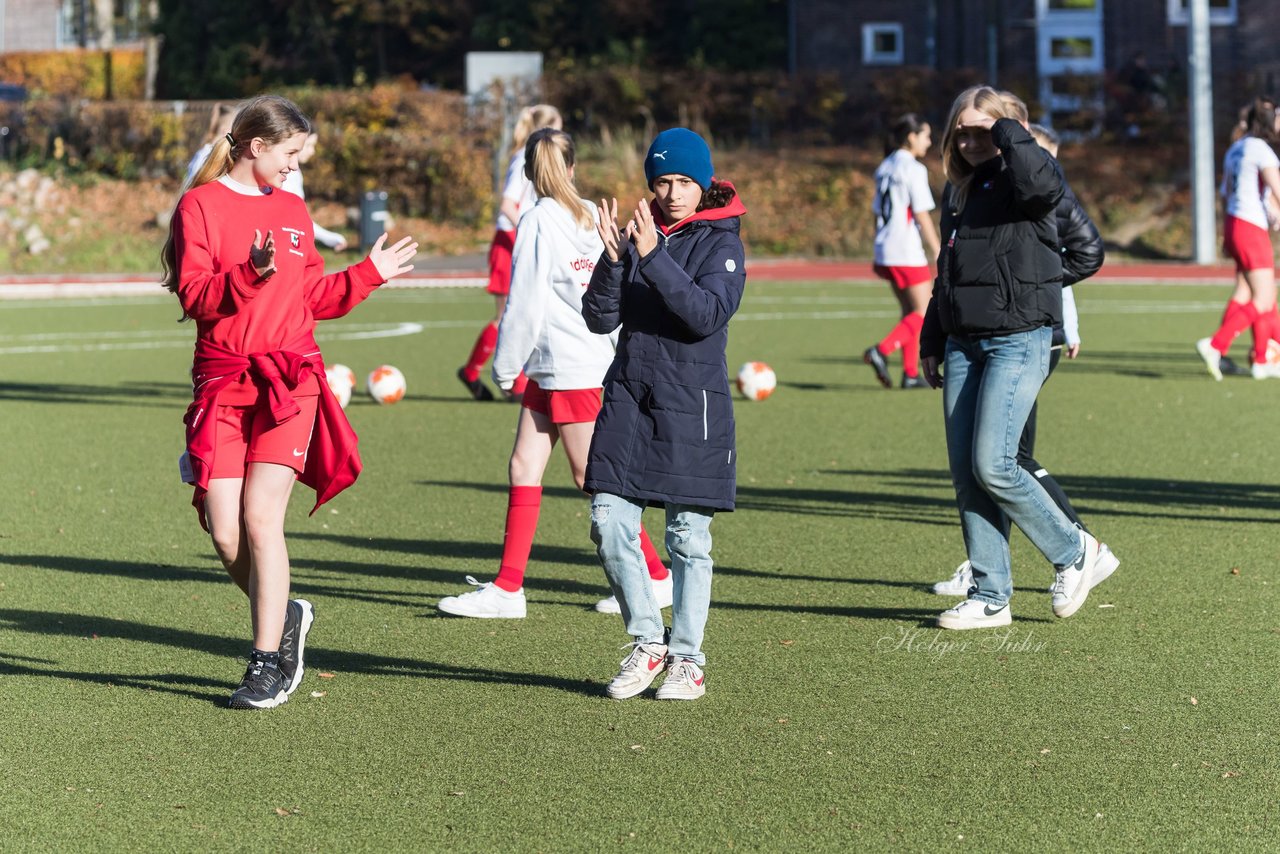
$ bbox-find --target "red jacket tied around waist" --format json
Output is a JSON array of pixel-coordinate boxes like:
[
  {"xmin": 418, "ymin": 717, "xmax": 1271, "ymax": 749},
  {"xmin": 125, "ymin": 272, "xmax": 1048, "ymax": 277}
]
[{"xmin": 185, "ymin": 335, "xmax": 360, "ymax": 530}]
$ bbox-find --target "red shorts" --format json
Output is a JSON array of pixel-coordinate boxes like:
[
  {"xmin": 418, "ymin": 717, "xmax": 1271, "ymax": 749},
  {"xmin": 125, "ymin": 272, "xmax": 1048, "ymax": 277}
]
[
  {"xmin": 487, "ymin": 229, "xmax": 516, "ymax": 295},
  {"xmin": 520, "ymin": 381, "xmax": 602, "ymax": 424},
  {"xmin": 209, "ymin": 395, "xmax": 319, "ymax": 478},
  {"xmin": 1224, "ymin": 215, "xmax": 1274, "ymax": 273},
  {"xmin": 873, "ymin": 263, "xmax": 933, "ymax": 290}
]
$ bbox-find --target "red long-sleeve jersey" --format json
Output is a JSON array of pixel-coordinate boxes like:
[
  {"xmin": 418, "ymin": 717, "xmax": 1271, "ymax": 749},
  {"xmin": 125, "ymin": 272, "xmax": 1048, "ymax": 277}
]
[{"xmin": 174, "ymin": 178, "xmax": 383, "ymax": 403}]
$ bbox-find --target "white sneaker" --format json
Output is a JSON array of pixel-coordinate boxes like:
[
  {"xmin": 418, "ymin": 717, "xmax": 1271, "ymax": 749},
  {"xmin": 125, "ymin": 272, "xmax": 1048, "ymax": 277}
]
[
  {"xmin": 437, "ymin": 575, "xmax": 527, "ymax": 619},
  {"xmin": 1090, "ymin": 543, "xmax": 1119, "ymax": 590},
  {"xmin": 936, "ymin": 598, "xmax": 1012, "ymax": 630},
  {"xmin": 655, "ymin": 658, "xmax": 706, "ymax": 701},
  {"xmin": 1051, "ymin": 531, "xmax": 1101, "ymax": 618},
  {"xmin": 1252, "ymin": 359, "xmax": 1272, "ymax": 380},
  {"xmin": 605, "ymin": 641, "xmax": 668, "ymax": 700},
  {"xmin": 932, "ymin": 560, "xmax": 973, "ymax": 596},
  {"xmin": 1196, "ymin": 338, "xmax": 1223, "ymax": 381},
  {"xmin": 594, "ymin": 573, "xmax": 674, "ymax": 614}
]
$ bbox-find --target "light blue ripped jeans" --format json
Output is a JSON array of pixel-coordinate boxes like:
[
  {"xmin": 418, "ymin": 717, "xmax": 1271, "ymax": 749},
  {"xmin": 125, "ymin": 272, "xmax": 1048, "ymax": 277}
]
[{"xmin": 589, "ymin": 492, "xmax": 715, "ymax": 666}]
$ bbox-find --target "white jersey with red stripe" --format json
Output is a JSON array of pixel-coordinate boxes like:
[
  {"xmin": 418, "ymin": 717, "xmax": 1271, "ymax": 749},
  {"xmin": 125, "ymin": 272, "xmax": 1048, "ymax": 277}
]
[
  {"xmin": 872, "ymin": 150, "xmax": 935, "ymax": 267},
  {"xmin": 1221, "ymin": 135, "xmax": 1280, "ymax": 230}
]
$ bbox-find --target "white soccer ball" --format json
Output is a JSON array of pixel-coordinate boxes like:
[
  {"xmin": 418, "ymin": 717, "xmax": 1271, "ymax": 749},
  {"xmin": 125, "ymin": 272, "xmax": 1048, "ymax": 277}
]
[
  {"xmin": 366, "ymin": 364, "xmax": 407, "ymax": 405},
  {"xmin": 325, "ymin": 363, "xmax": 356, "ymax": 409},
  {"xmin": 736, "ymin": 361, "xmax": 777, "ymax": 402}
]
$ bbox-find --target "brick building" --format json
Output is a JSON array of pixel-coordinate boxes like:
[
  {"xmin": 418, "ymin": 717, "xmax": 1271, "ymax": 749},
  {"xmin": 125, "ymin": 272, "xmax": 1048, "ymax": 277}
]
[{"xmin": 791, "ymin": 0, "xmax": 1279, "ymax": 132}]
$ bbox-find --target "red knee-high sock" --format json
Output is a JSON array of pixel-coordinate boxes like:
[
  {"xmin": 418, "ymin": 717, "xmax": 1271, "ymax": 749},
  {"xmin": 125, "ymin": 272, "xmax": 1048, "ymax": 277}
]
[
  {"xmin": 900, "ymin": 313, "xmax": 925, "ymax": 378},
  {"xmin": 462, "ymin": 321, "xmax": 499, "ymax": 382},
  {"xmin": 1253, "ymin": 308, "xmax": 1280, "ymax": 364},
  {"xmin": 1210, "ymin": 301, "xmax": 1259, "ymax": 355},
  {"xmin": 638, "ymin": 525, "xmax": 669, "ymax": 581},
  {"xmin": 878, "ymin": 313, "xmax": 926, "ymax": 376},
  {"xmin": 494, "ymin": 485, "xmax": 542, "ymax": 592}
]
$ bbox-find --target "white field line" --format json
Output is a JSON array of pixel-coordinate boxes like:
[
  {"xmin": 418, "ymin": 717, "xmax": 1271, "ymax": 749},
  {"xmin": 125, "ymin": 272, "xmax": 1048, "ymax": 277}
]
[
  {"xmin": 0, "ymin": 298, "xmax": 1232, "ymax": 356},
  {"xmin": 0, "ymin": 276, "xmax": 487, "ymax": 301}
]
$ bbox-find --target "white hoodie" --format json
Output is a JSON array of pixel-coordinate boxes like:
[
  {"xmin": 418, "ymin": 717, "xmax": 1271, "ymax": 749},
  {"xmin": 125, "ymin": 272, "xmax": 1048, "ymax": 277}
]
[{"xmin": 492, "ymin": 196, "xmax": 612, "ymax": 391}]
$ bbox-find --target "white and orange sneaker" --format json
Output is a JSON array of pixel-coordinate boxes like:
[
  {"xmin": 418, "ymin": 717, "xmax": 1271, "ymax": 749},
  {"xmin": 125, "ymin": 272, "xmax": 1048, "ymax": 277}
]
[
  {"xmin": 605, "ymin": 642, "xmax": 668, "ymax": 700},
  {"xmin": 655, "ymin": 658, "xmax": 706, "ymax": 700}
]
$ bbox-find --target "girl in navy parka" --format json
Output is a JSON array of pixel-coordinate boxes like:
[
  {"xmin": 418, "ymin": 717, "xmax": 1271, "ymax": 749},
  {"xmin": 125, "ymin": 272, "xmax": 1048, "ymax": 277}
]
[{"xmin": 583, "ymin": 128, "xmax": 747, "ymax": 701}]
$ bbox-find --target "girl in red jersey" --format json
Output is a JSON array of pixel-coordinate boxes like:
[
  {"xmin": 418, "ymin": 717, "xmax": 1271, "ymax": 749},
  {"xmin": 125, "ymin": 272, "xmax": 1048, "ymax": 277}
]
[
  {"xmin": 161, "ymin": 95, "xmax": 418, "ymax": 709},
  {"xmin": 457, "ymin": 104, "xmax": 564, "ymax": 402},
  {"xmin": 863, "ymin": 113, "xmax": 941, "ymax": 390},
  {"xmin": 437, "ymin": 128, "xmax": 672, "ymax": 618},
  {"xmin": 1196, "ymin": 97, "xmax": 1280, "ymax": 380}
]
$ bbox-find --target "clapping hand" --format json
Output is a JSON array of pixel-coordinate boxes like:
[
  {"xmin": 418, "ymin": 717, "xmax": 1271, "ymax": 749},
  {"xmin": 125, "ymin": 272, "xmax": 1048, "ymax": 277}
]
[
  {"xmin": 366, "ymin": 233, "xmax": 419, "ymax": 282},
  {"xmin": 250, "ymin": 229, "xmax": 276, "ymax": 278},
  {"xmin": 596, "ymin": 198, "xmax": 636, "ymax": 262},
  {"xmin": 631, "ymin": 200, "xmax": 658, "ymax": 257}
]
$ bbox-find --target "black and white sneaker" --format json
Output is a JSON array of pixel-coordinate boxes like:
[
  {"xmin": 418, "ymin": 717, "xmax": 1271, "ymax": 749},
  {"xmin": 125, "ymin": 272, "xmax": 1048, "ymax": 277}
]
[
  {"xmin": 228, "ymin": 653, "xmax": 288, "ymax": 710},
  {"xmin": 1051, "ymin": 530, "xmax": 1102, "ymax": 618},
  {"xmin": 863, "ymin": 346, "xmax": 892, "ymax": 388},
  {"xmin": 901, "ymin": 374, "xmax": 929, "ymax": 390},
  {"xmin": 456, "ymin": 366, "xmax": 495, "ymax": 401},
  {"xmin": 279, "ymin": 599, "xmax": 315, "ymax": 696}
]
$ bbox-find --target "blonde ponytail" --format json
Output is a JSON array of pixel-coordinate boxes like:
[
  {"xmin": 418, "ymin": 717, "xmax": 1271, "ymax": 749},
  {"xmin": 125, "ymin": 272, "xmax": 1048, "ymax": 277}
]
[
  {"xmin": 511, "ymin": 104, "xmax": 563, "ymax": 155},
  {"xmin": 525, "ymin": 128, "xmax": 593, "ymax": 231}
]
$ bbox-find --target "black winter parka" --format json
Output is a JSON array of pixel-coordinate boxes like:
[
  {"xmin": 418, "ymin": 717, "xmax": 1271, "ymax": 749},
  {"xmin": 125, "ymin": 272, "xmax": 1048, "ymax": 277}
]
[{"xmin": 920, "ymin": 118, "xmax": 1065, "ymax": 360}]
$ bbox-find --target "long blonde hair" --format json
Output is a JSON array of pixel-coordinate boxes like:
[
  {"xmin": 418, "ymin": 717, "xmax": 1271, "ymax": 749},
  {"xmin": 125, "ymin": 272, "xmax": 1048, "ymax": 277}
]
[
  {"xmin": 523, "ymin": 128, "xmax": 593, "ymax": 231},
  {"xmin": 162, "ymin": 95, "xmax": 312, "ymax": 295},
  {"xmin": 941, "ymin": 85, "xmax": 1020, "ymax": 212},
  {"xmin": 511, "ymin": 104, "xmax": 563, "ymax": 155}
]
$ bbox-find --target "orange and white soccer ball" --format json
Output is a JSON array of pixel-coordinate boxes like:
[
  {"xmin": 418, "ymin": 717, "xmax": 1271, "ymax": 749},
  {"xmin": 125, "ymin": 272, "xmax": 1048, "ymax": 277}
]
[
  {"xmin": 735, "ymin": 361, "xmax": 777, "ymax": 401},
  {"xmin": 366, "ymin": 364, "xmax": 406, "ymax": 405},
  {"xmin": 325, "ymin": 363, "xmax": 356, "ymax": 409}
]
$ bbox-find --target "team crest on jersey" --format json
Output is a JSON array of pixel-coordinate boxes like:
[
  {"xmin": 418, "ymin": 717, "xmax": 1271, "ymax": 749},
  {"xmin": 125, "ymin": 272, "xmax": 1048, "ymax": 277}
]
[{"xmin": 281, "ymin": 226, "xmax": 307, "ymax": 257}]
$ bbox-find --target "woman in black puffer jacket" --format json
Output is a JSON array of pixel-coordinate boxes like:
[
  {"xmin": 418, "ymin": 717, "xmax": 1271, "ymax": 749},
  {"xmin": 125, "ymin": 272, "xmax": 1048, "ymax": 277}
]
[{"xmin": 919, "ymin": 86, "xmax": 1115, "ymax": 631}]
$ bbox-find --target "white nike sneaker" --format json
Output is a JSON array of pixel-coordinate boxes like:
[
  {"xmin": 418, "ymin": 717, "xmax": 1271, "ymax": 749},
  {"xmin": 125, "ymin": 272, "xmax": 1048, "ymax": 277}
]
[
  {"xmin": 1196, "ymin": 338, "xmax": 1223, "ymax": 381},
  {"xmin": 1051, "ymin": 531, "xmax": 1101, "ymax": 618},
  {"xmin": 437, "ymin": 575, "xmax": 527, "ymax": 618},
  {"xmin": 605, "ymin": 641, "xmax": 668, "ymax": 700},
  {"xmin": 936, "ymin": 598, "xmax": 1012, "ymax": 630},
  {"xmin": 655, "ymin": 658, "xmax": 706, "ymax": 701},
  {"xmin": 1090, "ymin": 543, "xmax": 1119, "ymax": 590},
  {"xmin": 594, "ymin": 573, "xmax": 675, "ymax": 614},
  {"xmin": 932, "ymin": 560, "xmax": 973, "ymax": 596},
  {"xmin": 1252, "ymin": 359, "xmax": 1273, "ymax": 380}
]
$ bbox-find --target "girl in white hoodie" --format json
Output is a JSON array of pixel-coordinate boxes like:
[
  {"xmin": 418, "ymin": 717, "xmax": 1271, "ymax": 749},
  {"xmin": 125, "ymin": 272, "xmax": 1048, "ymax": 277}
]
[{"xmin": 437, "ymin": 128, "xmax": 672, "ymax": 618}]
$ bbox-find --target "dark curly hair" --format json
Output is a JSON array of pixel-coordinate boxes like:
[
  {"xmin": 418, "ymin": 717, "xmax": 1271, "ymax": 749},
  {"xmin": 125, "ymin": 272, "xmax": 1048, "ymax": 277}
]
[{"xmin": 696, "ymin": 179, "xmax": 736, "ymax": 212}]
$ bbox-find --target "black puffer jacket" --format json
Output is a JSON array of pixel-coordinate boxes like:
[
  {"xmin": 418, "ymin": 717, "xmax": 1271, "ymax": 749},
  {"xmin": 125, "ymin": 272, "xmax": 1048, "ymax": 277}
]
[
  {"xmin": 1056, "ymin": 171, "xmax": 1104, "ymax": 288},
  {"xmin": 920, "ymin": 119, "xmax": 1065, "ymax": 360}
]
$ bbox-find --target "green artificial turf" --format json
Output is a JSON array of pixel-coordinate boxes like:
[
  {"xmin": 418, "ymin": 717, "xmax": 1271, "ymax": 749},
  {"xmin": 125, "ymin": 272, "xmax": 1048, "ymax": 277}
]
[{"xmin": 2, "ymin": 280, "xmax": 1279, "ymax": 851}]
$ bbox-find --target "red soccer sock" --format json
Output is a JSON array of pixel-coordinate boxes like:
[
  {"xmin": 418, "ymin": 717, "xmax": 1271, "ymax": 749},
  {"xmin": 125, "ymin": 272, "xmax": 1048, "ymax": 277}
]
[
  {"xmin": 638, "ymin": 525, "xmax": 669, "ymax": 581},
  {"xmin": 900, "ymin": 313, "xmax": 925, "ymax": 378},
  {"xmin": 494, "ymin": 485, "xmax": 542, "ymax": 592},
  {"xmin": 462, "ymin": 321, "xmax": 499, "ymax": 383},
  {"xmin": 1210, "ymin": 301, "xmax": 1259, "ymax": 355},
  {"xmin": 1252, "ymin": 307, "xmax": 1280, "ymax": 364}
]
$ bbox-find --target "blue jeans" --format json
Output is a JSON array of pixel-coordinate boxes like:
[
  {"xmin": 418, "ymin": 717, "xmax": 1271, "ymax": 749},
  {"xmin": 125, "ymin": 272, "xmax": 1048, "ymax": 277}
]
[
  {"xmin": 589, "ymin": 492, "xmax": 715, "ymax": 665},
  {"xmin": 942, "ymin": 328, "xmax": 1084, "ymax": 606}
]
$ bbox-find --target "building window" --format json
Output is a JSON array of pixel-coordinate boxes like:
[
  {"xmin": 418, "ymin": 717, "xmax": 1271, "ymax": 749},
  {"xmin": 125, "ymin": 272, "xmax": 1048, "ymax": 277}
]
[
  {"xmin": 862, "ymin": 23, "xmax": 903, "ymax": 66},
  {"xmin": 59, "ymin": 0, "xmax": 143, "ymax": 47},
  {"xmin": 1167, "ymin": 0, "xmax": 1237, "ymax": 25}
]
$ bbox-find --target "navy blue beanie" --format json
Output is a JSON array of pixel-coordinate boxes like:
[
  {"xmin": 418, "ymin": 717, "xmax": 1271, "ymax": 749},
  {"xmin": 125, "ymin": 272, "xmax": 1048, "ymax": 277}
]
[{"xmin": 644, "ymin": 128, "xmax": 714, "ymax": 190}]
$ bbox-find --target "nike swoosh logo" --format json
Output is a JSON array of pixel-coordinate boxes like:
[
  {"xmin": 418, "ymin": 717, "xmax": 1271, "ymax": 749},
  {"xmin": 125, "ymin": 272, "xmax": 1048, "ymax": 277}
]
[
  {"xmin": 292, "ymin": 448, "xmax": 306, "ymax": 457},
  {"xmin": 693, "ymin": 675, "xmax": 705, "ymax": 686},
  {"xmin": 983, "ymin": 604, "xmax": 1006, "ymax": 616},
  {"xmin": 647, "ymin": 657, "xmax": 662, "ymax": 671}
]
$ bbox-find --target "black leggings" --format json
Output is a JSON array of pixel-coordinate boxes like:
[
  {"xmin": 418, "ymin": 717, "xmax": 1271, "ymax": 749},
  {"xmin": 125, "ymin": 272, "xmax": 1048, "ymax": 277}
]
[{"xmin": 1018, "ymin": 348, "xmax": 1087, "ymax": 533}]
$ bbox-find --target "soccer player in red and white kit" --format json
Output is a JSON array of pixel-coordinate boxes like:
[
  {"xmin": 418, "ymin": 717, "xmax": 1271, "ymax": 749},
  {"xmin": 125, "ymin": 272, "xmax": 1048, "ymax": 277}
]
[
  {"xmin": 863, "ymin": 114, "xmax": 941, "ymax": 390},
  {"xmin": 161, "ymin": 95, "xmax": 418, "ymax": 709},
  {"xmin": 437, "ymin": 128, "xmax": 672, "ymax": 618},
  {"xmin": 457, "ymin": 104, "xmax": 563, "ymax": 402},
  {"xmin": 1197, "ymin": 97, "xmax": 1280, "ymax": 380}
]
